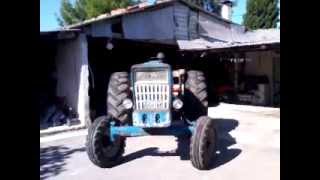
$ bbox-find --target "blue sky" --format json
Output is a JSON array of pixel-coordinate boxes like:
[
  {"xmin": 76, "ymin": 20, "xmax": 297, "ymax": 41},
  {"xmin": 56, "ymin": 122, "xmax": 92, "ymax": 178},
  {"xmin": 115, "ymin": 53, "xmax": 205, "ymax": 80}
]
[
  {"xmin": 40, "ymin": 0, "xmax": 61, "ymax": 31},
  {"xmin": 232, "ymin": 0, "xmax": 247, "ymax": 25},
  {"xmin": 40, "ymin": 0, "xmax": 247, "ymax": 31}
]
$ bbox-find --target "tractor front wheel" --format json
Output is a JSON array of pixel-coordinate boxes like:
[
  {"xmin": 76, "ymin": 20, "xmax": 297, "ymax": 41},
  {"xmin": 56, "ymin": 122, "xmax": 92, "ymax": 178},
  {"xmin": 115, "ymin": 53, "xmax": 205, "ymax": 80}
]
[
  {"xmin": 86, "ymin": 116, "xmax": 125, "ymax": 168},
  {"xmin": 190, "ymin": 116, "xmax": 217, "ymax": 170}
]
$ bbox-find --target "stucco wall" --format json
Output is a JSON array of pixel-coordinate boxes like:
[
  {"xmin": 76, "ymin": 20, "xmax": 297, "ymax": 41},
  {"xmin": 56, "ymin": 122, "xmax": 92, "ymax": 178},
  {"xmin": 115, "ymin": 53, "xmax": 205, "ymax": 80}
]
[{"xmin": 55, "ymin": 34, "xmax": 90, "ymax": 125}]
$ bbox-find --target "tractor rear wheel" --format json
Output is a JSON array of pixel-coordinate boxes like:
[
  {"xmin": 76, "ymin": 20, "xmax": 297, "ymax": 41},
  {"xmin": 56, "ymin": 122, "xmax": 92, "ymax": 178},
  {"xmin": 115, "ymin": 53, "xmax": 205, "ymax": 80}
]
[
  {"xmin": 190, "ymin": 116, "xmax": 217, "ymax": 170},
  {"xmin": 107, "ymin": 72, "xmax": 130, "ymax": 124},
  {"xmin": 184, "ymin": 70, "xmax": 208, "ymax": 121},
  {"xmin": 86, "ymin": 115, "xmax": 125, "ymax": 168}
]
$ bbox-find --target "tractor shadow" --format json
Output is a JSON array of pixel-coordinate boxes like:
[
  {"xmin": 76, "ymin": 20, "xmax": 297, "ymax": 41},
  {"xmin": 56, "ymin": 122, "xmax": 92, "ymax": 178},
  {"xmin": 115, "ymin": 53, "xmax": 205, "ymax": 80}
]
[
  {"xmin": 120, "ymin": 118, "xmax": 241, "ymax": 170},
  {"xmin": 209, "ymin": 118, "xmax": 241, "ymax": 169},
  {"xmin": 40, "ymin": 145, "xmax": 86, "ymax": 180}
]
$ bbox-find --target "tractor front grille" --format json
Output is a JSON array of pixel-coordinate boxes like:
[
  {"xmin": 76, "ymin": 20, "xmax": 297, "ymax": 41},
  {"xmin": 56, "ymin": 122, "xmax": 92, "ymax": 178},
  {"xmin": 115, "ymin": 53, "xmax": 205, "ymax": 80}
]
[{"xmin": 134, "ymin": 83, "xmax": 170, "ymax": 110}]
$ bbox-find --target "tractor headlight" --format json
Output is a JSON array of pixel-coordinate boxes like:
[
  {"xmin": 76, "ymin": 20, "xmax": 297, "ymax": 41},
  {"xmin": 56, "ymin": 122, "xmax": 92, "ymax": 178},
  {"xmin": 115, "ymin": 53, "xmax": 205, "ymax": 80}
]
[
  {"xmin": 173, "ymin": 98, "xmax": 183, "ymax": 110},
  {"xmin": 122, "ymin": 98, "xmax": 133, "ymax": 109}
]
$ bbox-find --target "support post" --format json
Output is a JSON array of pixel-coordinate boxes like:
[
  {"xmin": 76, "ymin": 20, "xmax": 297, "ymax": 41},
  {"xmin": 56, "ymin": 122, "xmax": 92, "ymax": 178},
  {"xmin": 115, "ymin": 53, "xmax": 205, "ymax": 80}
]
[
  {"xmin": 77, "ymin": 33, "xmax": 91, "ymax": 127},
  {"xmin": 234, "ymin": 53, "xmax": 239, "ymax": 93}
]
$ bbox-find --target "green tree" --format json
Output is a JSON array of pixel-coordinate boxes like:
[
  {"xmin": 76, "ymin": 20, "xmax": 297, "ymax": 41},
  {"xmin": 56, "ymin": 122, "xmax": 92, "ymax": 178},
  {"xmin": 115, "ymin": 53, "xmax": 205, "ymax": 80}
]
[
  {"xmin": 243, "ymin": 0, "xmax": 279, "ymax": 30},
  {"xmin": 57, "ymin": 0, "xmax": 137, "ymax": 26},
  {"xmin": 187, "ymin": 0, "xmax": 222, "ymax": 14}
]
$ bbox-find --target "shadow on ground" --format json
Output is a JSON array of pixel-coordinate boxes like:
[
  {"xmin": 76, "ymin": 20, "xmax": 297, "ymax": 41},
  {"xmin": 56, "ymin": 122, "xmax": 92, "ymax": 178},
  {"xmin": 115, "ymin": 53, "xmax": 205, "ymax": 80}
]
[
  {"xmin": 119, "ymin": 118, "xmax": 241, "ymax": 170},
  {"xmin": 211, "ymin": 118, "xmax": 241, "ymax": 169},
  {"xmin": 40, "ymin": 145, "xmax": 86, "ymax": 180}
]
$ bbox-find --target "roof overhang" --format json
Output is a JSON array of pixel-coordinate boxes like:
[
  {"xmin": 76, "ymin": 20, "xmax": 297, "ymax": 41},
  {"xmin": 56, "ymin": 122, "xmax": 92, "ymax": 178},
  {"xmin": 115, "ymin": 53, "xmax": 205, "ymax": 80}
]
[
  {"xmin": 177, "ymin": 28, "xmax": 280, "ymax": 53},
  {"xmin": 40, "ymin": 29, "xmax": 81, "ymax": 40}
]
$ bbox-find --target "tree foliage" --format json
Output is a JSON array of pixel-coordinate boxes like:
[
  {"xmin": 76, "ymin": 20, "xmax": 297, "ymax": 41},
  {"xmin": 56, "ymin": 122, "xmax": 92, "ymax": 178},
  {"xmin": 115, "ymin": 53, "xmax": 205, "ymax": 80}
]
[
  {"xmin": 243, "ymin": 0, "xmax": 279, "ymax": 30},
  {"xmin": 57, "ymin": 0, "xmax": 137, "ymax": 26},
  {"xmin": 186, "ymin": 0, "xmax": 222, "ymax": 14}
]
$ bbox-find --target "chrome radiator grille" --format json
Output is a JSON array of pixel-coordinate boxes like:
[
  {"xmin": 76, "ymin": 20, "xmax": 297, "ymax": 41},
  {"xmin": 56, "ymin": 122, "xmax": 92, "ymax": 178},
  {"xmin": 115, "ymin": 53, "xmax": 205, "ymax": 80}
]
[{"xmin": 134, "ymin": 83, "xmax": 170, "ymax": 110}]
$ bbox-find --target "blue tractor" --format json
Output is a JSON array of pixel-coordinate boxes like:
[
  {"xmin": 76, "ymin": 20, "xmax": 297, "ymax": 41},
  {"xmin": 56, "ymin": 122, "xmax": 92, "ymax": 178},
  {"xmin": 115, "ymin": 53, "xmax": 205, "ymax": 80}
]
[{"xmin": 86, "ymin": 53, "xmax": 217, "ymax": 170}]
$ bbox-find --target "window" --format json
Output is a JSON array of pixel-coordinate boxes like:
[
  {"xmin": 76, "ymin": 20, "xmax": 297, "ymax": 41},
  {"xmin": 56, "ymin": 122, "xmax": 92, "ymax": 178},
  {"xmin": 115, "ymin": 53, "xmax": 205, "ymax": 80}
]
[{"xmin": 111, "ymin": 21, "xmax": 123, "ymax": 34}]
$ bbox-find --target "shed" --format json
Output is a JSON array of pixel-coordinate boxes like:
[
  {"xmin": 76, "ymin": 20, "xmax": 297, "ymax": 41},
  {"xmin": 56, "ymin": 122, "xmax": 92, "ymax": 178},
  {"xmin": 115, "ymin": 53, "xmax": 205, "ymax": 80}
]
[{"xmin": 40, "ymin": 0, "xmax": 280, "ymax": 129}]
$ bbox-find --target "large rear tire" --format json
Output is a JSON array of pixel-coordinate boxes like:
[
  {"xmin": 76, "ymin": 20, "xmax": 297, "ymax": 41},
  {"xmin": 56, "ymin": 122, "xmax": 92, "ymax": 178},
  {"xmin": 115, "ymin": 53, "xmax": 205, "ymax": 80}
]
[
  {"xmin": 184, "ymin": 70, "xmax": 208, "ymax": 121},
  {"xmin": 86, "ymin": 116, "xmax": 125, "ymax": 168},
  {"xmin": 190, "ymin": 116, "xmax": 217, "ymax": 170},
  {"xmin": 107, "ymin": 72, "xmax": 130, "ymax": 124}
]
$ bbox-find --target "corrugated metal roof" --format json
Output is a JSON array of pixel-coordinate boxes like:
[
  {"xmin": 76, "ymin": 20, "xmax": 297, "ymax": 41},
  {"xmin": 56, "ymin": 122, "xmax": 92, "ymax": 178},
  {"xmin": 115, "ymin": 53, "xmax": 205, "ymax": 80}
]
[
  {"xmin": 238, "ymin": 28, "xmax": 280, "ymax": 43},
  {"xmin": 66, "ymin": 0, "xmax": 175, "ymax": 29},
  {"xmin": 65, "ymin": 0, "xmax": 239, "ymax": 29},
  {"xmin": 178, "ymin": 28, "xmax": 280, "ymax": 50}
]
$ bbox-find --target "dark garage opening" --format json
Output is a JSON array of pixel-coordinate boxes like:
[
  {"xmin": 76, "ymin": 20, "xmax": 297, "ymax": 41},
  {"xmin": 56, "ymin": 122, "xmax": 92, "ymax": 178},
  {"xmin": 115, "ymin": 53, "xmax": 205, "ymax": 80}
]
[
  {"xmin": 39, "ymin": 38, "xmax": 58, "ymax": 129},
  {"xmin": 40, "ymin": 32, "xmax": 82, "ymax": 129}
]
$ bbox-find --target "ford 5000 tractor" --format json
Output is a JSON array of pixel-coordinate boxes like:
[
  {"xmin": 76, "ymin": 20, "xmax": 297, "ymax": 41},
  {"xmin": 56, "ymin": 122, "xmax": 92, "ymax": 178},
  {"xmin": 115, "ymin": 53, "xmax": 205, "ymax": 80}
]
[{"xmin": 86, "ymin": 53, "xmax": 217, "ymax": 170}]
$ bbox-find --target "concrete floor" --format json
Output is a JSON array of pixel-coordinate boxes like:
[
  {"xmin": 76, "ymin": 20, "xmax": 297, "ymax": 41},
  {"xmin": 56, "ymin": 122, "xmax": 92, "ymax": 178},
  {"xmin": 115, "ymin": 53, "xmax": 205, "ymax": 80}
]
[{"xmin": 40, "ymin": 103, "xmax": 280, "ymax": 180}]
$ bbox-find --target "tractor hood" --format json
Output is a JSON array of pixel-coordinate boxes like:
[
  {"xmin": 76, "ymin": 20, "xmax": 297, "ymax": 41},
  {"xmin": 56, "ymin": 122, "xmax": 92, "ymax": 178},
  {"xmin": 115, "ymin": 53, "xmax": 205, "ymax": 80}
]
[{"xmin": 131, "ymin": 59, "xmax": 170, "ymax": 71}]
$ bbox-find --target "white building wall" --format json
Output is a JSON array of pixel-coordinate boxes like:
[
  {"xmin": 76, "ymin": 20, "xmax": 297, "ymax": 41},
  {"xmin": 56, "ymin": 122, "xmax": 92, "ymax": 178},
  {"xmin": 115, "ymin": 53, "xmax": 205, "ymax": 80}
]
[{"xmin": 55, "ymin": 33, "xmax": 90, "ymax": 126}]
